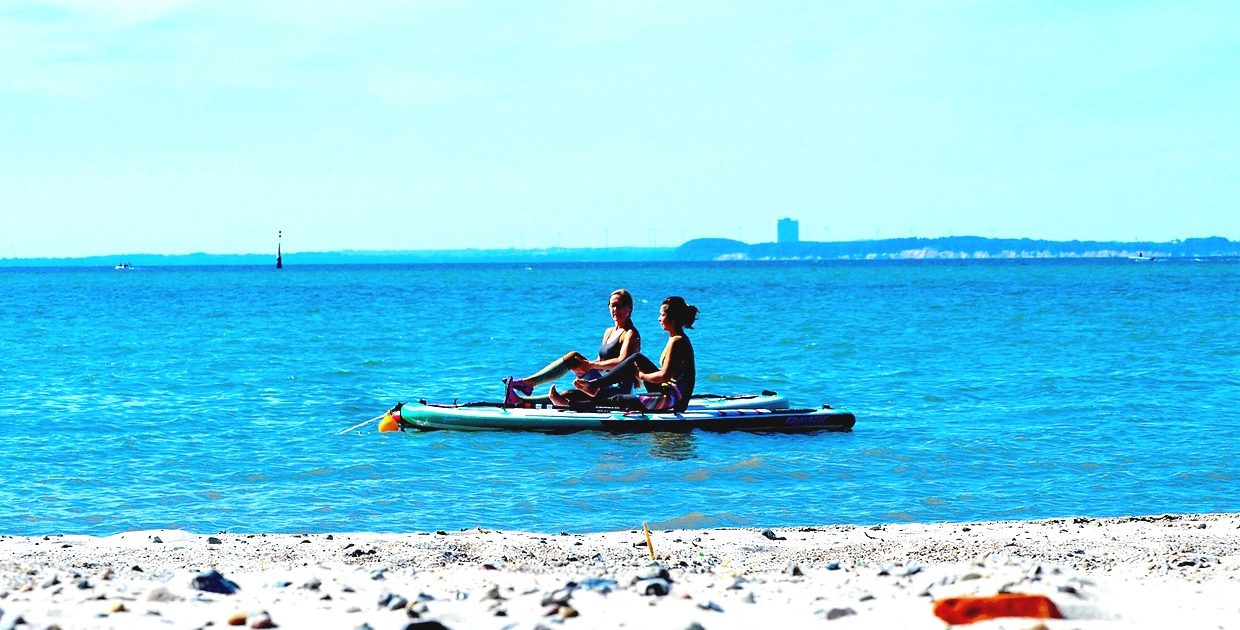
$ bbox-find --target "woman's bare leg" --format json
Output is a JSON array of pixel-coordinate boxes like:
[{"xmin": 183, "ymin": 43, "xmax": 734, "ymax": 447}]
[{"xmin": 510, "ymin": 351, "xmax": 587, "ymax": 394}]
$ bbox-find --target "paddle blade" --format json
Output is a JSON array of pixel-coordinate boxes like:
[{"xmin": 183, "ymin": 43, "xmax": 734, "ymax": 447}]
[{"xmin": 378, "ymin": 411, "xmax": 400, "ymax": 433}]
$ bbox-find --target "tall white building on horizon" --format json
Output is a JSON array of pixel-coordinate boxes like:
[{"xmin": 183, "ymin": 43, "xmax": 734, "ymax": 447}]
[{"xmin": 778, "ymin": 218, "xmax": 799, "ymax": 244}]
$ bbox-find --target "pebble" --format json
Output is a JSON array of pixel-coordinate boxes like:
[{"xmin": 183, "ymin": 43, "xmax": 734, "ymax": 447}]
[
  {"xmin": 632, "ymin": 563, "xmax": 671, "ymax": 583},
  {"xmin": 108, "ymin": 602, "xmax": 126, "ymax": 613},
  {"xmin": 192, "ymin": 569, "xmax": 241, "ymax": 595},
  {"xmin": 540, "ymin": 588, "xmax": 573, "ymax": 607},
  {"xmin": 145, "ymin": 586, "xmax": 179, "ymax": 602},
  {"xmin": 785, "ymin": 562, "xmax": 803, "ymax": 576},
  {"xmin": 761, "ymin": 529, "xmax": 786, "ymax": 541},
  {"xmin": 577, "ymin": 577, "xmax": 617, "ymax": 593},
  {"xmin": 228, "ymin": 611, "xmax": 248, "ymax": 626},
  {"xmin": 637, "ymin": 577, "xmax": 671, "ymax": 596},
  {"xmin": 481, "ymin": 585, "xmax": 503, "ymax": 601},
  {"xmin": 249, "ymin": 611, "xmax": 276, "ymax": 628},
  {"xmin": 208, "ymin": 537, "xmax": 223, "ymax": 545},
  {"xmin": 822, "ymin": 607, "xmax": 856, "ymax": 621},
  {"xmin": 401, "ymin": 622, "xmax": 451, "ymax": 630},
  {"xmin": 696, "ymin": 599, "xmax": 723, "ymax": 612},
  {"xmin": 302, "ymin": 577, "xmax": 322, "ymax": 591}
]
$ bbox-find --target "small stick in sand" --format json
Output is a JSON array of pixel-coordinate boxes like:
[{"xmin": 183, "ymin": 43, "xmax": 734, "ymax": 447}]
[{"xmin": 643, "ymin": 522, "xmax": 655, "ymax": 560}]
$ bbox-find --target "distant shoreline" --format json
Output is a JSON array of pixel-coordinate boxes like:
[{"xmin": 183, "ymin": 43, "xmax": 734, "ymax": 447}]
[{"xmin": 2, "ymin": 235, "xmax": 1238, "ymax": 267}]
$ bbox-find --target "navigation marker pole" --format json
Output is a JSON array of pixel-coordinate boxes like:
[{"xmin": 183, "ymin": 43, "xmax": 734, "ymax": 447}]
[{"xmin": 276, "ymin": 230, "xmax": 283, "ymax": 269}]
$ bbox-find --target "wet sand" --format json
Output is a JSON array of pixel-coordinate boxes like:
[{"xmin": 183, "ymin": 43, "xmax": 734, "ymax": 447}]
[{"xmin": 2, "ymin": 513, "xmax": 1238, "ymax": 629}]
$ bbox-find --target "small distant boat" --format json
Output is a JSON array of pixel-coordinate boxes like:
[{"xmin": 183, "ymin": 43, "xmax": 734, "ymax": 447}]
[
  {"xmin": 114, "ymin": 262, "xmax": 133, "ymax": 270},
  {"xmin": 1129, "ymin": 252, "xmax": 1155, "ymax": 262}
]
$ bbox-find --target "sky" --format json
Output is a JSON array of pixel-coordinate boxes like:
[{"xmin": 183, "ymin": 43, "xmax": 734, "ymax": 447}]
[{"xmin": 1, "ymin": 1, "xmax": 1238, "ymax": 258}]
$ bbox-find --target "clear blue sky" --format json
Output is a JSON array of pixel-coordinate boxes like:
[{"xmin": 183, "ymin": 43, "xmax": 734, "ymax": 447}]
[{"xmin": 2, "ymin": 1, "xmax": 1237, "ymax": 258}]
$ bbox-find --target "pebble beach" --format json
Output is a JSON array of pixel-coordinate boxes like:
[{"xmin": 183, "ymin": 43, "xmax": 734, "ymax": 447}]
[{"xmin": 2, "ymin": 513, "xmax": 1238, "ymax": 629}]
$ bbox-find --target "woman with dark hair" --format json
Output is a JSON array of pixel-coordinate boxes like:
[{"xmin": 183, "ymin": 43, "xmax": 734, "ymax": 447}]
[
  {"xmin": 504, "ymin": 289, "xmax": 641, "ymax": 406},
  {"xmin": 557, "ymin": 295, "xmax": 697, "ymax": 412}
]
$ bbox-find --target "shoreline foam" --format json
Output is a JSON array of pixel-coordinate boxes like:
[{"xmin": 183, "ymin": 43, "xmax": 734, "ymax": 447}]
[{"xmin": 3, "ymin": 513, "xmax": 1238, "ymax": 628}]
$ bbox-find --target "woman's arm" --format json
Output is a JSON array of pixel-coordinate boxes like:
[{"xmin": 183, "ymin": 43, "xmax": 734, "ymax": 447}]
[{"xmin": 636, "ymin": 337, "xmax": 680, "ymax": 384}]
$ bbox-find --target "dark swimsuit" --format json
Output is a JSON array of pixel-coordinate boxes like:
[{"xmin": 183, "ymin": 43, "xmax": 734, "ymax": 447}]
[{"xmin": 581, "ymin": 330, "xmax": 633, "ymax": 398}]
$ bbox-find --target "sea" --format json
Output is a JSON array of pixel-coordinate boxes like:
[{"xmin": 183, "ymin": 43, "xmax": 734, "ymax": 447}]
[{"xmin": 1, "ymin": 259, "xmax": 1237, "ymax": 536}]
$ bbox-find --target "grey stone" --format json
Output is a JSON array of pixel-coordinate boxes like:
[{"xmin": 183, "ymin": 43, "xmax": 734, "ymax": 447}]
[
  {"xmin": 637, "ymin": 577, "xmax": 671, "ymax": 596},
  {"xmin": 401, "ymin": 622, "xmax": 452, "ymax": 630},
  {"xmin": 633, "ymin": 563, "xmax": 671, "ymax": 582},
  {"xmin": 191, "ymin": 569, "xmax": 239, "ymax": 595},
  {"xmin": 823, "ymin": 607, "xmax": 856, "ymax": 621},
  {"xmin": 145, "ymin": 587, "xmax": 179, "ymax": 602},
  {"xmin": 540, "ymin": 588, "xmax": 573, "ymax": 607},
  {"xmin": 761, "ymin": 529, "xmax": 786, "ymax": 541},
  {"xmin": 249, "ymin": 611, "xmax": 276, "ymax": 628},
  {"xmin": 207, "ymin": 537, "xmax": 223, "ymax": 545},
  {"xmin": 696, "ymin": 599, "xmax": 723, "ymax": 612}
]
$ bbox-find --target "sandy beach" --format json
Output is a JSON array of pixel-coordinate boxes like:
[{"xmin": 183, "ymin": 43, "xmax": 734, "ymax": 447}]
[{"xmin": 2, "ymin": 513, "xmax": 1238, "ymax": 629}]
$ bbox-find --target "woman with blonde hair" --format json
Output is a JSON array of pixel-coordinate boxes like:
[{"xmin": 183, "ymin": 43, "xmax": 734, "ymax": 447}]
[{"xmin": 504, "ymin": 289, "xmax": 640, "ymax": 407}]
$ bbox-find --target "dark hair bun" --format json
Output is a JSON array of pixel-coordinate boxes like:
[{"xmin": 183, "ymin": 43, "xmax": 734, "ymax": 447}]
[{"xmin": 662, "ymin": 296, "xmax": 699, "ymax": 329}]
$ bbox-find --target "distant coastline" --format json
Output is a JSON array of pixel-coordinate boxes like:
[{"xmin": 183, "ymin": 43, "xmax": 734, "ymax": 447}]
[{"xmin": 2, "ymin": 236, "xmax": 1238, "ymax": 267}]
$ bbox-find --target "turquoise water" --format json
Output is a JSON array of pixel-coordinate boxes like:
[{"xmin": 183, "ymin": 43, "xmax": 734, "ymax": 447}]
[{"xmin": 1, "ymin": 260, "xmax": 1238, "ymax": 536}]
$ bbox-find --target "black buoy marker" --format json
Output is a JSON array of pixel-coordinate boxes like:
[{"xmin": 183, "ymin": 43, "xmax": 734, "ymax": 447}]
[{"xmin": 276, "ymin": 230, "xmax": 283, "ymax": 269}]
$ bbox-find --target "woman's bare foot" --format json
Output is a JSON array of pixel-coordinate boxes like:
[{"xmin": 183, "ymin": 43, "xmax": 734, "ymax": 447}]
[
  {"xmin": 548, "ymin": 384, "xmax": 569, "ymax": 407},
  {"xmin": 573, "ymin": 378, "xmax": 600, "ymax": 397}
]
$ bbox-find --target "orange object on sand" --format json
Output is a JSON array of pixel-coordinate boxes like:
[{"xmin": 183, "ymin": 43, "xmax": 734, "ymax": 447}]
[{"xmin": 933, "ymin": 593, "xmax": 1063, "ymax": 625}]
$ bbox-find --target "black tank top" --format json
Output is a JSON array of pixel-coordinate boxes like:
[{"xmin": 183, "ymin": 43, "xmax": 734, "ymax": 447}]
[{"xmin": 598, "ymin": 329, "xmax": 627, "ymax": 361}]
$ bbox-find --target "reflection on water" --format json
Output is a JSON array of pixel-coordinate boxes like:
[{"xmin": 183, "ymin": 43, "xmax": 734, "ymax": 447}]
[{"xmin": 648, "ymin": 432, "xmax": 698, "ymax": 461}]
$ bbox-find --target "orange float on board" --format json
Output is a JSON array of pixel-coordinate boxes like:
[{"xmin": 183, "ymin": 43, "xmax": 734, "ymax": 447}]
[
  {"xmin": 378, "ymin": 411, "xmax": 400, "ymax": 433},
  {"xmin": 932, "ymin": 593, "xmax": 1063, "ymax": 625}
]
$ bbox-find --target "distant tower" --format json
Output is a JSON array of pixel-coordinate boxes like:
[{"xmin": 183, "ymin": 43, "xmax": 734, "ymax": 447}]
[
  {"xmin": 777, "ymin": 218, "xmax": 799, "ymax": 244},
  {"xmin": 276, "ymin": 231, "xmax": 283, "ymax": 269}
]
